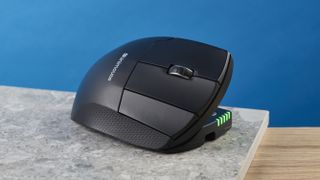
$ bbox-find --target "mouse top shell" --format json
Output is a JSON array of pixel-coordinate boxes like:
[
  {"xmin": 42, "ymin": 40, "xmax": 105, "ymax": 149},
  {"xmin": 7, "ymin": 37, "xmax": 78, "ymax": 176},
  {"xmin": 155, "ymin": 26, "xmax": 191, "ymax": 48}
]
[{"xmin": 71, "ymin": 37, "xmax": 233, "ymax": 152}]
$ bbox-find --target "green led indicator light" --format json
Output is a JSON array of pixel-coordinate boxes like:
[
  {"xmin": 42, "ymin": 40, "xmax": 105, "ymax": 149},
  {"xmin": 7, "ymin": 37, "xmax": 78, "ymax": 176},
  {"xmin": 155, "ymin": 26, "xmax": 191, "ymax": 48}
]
[{"xmin": 216, "ymin": 111, "xmax": 232, "ymax": 127}]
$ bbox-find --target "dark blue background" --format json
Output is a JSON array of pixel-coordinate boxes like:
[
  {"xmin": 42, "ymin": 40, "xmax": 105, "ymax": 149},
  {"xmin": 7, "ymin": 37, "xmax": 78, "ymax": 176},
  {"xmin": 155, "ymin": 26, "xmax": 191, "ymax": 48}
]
[{"xmin": 1, "ymin": 0, "xmax": 319, "ymax": 126}]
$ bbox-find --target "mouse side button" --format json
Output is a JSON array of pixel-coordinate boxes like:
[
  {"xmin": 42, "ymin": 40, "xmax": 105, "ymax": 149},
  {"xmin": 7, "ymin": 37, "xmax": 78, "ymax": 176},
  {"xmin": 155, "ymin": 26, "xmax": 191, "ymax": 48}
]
[{"xmin": 119, "ymin": 90, "xmax": 196, "ymax": 137}]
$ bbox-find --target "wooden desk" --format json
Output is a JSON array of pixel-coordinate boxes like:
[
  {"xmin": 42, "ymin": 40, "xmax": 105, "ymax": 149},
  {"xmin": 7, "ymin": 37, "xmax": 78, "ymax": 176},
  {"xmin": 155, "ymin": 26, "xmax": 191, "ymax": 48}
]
[{"xmin": 245, "ymin": 128, "xmax": 320, "ymax": 180}]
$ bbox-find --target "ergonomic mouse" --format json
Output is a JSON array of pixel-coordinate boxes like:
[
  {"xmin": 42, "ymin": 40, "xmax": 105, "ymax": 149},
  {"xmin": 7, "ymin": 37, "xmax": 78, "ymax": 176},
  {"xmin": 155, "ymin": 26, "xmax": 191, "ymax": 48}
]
[{"xmin": 71, "ymin": 37, "xmax": 233, "ymax": 153}]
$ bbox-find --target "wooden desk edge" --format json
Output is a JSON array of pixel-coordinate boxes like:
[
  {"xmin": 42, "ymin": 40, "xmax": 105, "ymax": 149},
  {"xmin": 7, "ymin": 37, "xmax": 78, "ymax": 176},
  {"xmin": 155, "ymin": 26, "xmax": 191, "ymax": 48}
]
[{"xmin": 237, "ymin": 112, "xmax": 270, "ymax": 180}]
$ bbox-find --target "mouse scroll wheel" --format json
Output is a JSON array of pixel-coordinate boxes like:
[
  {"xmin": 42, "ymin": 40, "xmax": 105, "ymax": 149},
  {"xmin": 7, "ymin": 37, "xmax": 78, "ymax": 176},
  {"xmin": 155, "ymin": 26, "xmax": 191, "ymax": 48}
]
[{"xmin": 168, "ymin": 65, "xmax": 193, "ymax": 79}]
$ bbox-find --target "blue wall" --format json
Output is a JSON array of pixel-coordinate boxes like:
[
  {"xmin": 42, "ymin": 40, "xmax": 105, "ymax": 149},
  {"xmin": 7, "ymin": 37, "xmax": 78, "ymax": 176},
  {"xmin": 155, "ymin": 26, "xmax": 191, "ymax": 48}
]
[{"xmin": 1, "ymin": 0, "xmax": 319, "ymax": 126}]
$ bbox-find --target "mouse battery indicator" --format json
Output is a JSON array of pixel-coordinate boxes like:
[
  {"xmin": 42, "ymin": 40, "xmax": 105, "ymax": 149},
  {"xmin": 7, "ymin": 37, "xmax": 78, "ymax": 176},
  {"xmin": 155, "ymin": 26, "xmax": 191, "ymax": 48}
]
[
  {"xmin": 207, "ymin": 108, "xmax": 232, "ymax": 127},
  {"xmin": 216, "ymin": 111, "xmax": 232, "ymax": 127}
]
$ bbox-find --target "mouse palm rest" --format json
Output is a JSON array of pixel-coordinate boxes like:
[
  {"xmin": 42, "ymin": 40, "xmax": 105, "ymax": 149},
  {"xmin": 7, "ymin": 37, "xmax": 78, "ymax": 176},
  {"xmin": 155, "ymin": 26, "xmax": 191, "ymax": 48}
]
[{"xmin": 71, "ymin": 37, "xmax": 233, "ymax": 153}]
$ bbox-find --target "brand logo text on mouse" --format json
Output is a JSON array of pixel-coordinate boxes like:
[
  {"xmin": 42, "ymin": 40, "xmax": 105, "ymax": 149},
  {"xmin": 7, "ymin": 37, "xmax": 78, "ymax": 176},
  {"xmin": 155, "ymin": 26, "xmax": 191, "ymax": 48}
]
[{"xmin": 107, "ymin": 53, "xmax": 128, "ymax": 81}]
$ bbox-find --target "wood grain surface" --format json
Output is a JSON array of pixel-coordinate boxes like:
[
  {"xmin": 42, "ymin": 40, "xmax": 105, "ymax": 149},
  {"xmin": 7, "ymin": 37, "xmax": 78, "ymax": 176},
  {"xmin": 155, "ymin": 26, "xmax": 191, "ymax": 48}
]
[{"xmin": 245, "ymin": 128, "xmax": 320, "ymax": 180}]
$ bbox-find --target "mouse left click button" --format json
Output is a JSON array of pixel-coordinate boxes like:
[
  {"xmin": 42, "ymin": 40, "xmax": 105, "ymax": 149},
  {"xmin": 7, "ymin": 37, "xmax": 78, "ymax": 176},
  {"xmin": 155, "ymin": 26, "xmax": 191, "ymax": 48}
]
[{"xmin": 168, "ymin": 65, "xmax": 193, "ymax": 79}]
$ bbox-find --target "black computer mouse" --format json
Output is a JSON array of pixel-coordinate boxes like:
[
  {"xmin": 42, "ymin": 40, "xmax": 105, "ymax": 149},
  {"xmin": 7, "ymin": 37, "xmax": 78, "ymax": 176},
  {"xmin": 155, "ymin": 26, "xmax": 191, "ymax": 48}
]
[{"xmin": 71, "ymin": 37, "xmax": 233, "ymax": 153}]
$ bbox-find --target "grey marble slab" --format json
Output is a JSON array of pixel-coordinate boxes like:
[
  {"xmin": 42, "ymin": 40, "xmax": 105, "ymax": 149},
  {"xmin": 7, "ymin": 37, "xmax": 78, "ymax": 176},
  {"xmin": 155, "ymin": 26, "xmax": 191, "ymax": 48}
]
[{"xmin": 0, "ymin": 86, "xmax": 269, "ymax": 180}]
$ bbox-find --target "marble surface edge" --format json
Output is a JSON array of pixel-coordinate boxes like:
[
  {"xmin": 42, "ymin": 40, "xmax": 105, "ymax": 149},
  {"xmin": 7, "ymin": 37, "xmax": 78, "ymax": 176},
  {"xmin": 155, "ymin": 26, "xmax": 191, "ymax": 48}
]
[{"xmin": 0, "ymin": 85, "xmax": 269, "ymax": 180}]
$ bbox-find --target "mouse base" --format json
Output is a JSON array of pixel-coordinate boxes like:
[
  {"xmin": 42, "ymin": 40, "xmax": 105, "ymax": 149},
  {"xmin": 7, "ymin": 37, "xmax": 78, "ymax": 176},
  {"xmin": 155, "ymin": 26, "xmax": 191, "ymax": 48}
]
[{"xmin": 163, "ymin": 108, "xmax": 232, "ymax": 153}]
